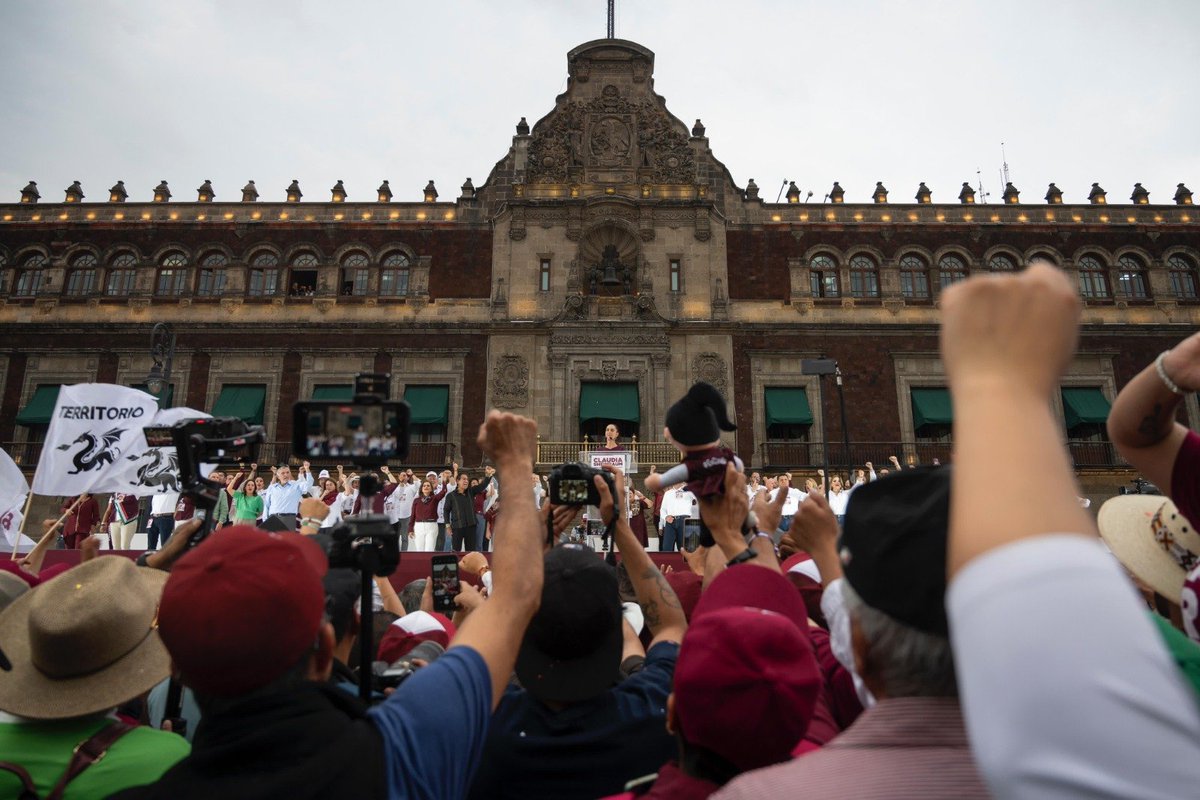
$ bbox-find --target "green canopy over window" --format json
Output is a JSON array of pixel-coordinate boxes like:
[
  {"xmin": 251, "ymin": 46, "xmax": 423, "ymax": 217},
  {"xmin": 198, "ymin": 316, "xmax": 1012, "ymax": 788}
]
[
  {"xmin": 131, "ymin": 383, "xmax": 175, "ymax": 409},
  {"xmin": 579, "ymin": 383, "xmax": 640, "ymax": 423},
  {"xmin": 1062, "ymin": 387, "xmax": 1111, "ymax": 429},
  {"xmin": 404, "ymin": 385, "xmax": 449, "ymax": 426},
  {"xmin": 15, "ymin": 385, "xmax": 60, "ymax": 426},
  {"xmin": 911, "ymin": 388, "xmax": 953, "ymax": 431},
  {"xmin": 311, "ymin": 385, "xmax": 354, "ymax": 401},
  {"xmin": 211, "ymin": 385, "xmax": 266, "ymax": 425},
  {"xmin": 764, "ymin": 387, "xmax": 814, "ymax": 426}
]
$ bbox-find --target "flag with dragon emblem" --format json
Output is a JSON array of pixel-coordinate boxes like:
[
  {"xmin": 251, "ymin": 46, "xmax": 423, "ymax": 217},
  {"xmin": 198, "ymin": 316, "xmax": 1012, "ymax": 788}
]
[
  {"xmin": 93, "ymin": 406, "xmax": 212, "ymax": 496},
  {"xmin": 31, "ymin": 384, "xmax": 161, "ymax": 496}
]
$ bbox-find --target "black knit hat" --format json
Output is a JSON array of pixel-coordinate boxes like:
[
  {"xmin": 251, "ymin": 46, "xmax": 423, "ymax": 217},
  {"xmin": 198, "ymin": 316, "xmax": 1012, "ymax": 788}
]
[
  {"xmin": 839, "ymin": 466, "xmax": 951, "ymax": 636},
  {"xmin": 664, "ymin": 382, "xmax": 737, "ymax": 447}
]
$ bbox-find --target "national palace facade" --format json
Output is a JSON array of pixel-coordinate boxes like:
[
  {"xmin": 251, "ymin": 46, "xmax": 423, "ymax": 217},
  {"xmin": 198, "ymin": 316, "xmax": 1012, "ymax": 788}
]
[{"xmin": 1, "ymin": 38, "xmax": 1198, "ymax": 487}]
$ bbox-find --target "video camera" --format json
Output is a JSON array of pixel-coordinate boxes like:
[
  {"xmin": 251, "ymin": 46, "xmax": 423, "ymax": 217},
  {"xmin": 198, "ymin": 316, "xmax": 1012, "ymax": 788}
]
[
  {"xmin": 548, "ymin": 461, "xmax": 616, "ymax": 506},
  {"xmin": 142, "ymin": 416, "xmax": 265, "ymax": 548},
  {"xmin": 1117, "ymin": 477, "xmax": 1162, "ymax": 496}
]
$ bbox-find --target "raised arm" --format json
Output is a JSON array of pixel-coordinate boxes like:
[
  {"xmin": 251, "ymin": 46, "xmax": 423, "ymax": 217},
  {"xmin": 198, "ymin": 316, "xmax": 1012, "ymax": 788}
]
[
  {"xmin": 447, "ymin": 411, "xmax": 543, "ymax": 709},
  {"xmin": 598, "ymin": 466, "xmax": 686, "ymax": 648},
  {"xmin": 1107, "ymin": 333, "xmax": 1200, "ymax": 494}
]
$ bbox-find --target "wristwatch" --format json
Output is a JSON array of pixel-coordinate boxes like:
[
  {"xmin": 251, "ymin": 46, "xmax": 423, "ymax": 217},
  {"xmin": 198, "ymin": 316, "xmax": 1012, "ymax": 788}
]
[{"xmin": 726, "ymin": 547, "xmax": 758, "ymax": 567}]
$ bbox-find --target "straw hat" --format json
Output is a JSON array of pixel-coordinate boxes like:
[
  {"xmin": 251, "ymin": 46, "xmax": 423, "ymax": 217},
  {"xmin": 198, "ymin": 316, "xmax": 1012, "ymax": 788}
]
[
  {"xmin": 1098, "ymin": 495, "xmax": 1200, "ymax": 600},
  {"xmin": 0, "ymin": 556, "xmax": 169, "ymax": 719}
]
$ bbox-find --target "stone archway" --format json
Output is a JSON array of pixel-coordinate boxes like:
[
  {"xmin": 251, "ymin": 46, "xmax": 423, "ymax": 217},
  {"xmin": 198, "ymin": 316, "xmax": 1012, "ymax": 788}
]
[{"xmin": 577, "ymin": 221, "xmax": 641, "ymax": 296}]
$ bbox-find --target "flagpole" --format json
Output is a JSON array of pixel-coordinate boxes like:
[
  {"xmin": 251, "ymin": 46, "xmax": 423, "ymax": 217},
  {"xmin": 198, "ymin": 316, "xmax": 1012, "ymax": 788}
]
[
  {"xmin": 14, "ymin": 494, "xmax": 86, "ymax": 563},
  {"xmin": 8, "ymin": 492, "xmax": 34, "ymax": 561}
]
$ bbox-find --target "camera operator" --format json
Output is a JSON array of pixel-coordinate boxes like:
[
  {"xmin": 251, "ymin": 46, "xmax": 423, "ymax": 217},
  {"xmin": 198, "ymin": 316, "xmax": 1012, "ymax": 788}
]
[{"xmin": 112, "ymin": 410, "xmax": 545, "ymax": 800}]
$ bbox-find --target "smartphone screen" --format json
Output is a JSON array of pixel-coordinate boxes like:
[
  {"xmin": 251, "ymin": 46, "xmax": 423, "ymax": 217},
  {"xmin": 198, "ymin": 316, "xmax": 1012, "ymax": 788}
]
[
  {"xmin": 431, "ymin": 555, "xmax": 460, "ymax": 614},
  {"xmin": 682, "ymin": 519, "xmax": 702, "ymax": 553}
]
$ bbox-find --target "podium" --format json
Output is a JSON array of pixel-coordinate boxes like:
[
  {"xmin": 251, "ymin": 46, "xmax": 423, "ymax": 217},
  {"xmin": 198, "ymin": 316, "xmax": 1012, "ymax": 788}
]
[{"xmin": 581, "ymin": 450, "xmax": 638, "ymax": 474}]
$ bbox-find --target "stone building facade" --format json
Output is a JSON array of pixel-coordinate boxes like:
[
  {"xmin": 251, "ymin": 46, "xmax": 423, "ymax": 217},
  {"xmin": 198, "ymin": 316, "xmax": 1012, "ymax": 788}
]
[{"xmin": 1, "ymin": 38, "xmax": 1198, "ymax": 483}]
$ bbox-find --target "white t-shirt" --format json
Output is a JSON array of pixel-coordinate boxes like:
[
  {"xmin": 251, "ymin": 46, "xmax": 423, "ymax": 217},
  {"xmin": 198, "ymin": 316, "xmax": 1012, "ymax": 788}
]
[
  {"xmin": 393, "ymin": 482, "xmax": 419, "ymax": 520},
  {"xmin": 948, "ymin": 534, "xmax": 1200, "ymax": 798}
]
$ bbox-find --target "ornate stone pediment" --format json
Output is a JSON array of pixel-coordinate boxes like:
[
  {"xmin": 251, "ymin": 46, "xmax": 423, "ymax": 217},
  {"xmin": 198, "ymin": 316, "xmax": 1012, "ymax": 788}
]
[{"xmin": 491, "ymin": 354, "xmax": 529, "ymax": 409}]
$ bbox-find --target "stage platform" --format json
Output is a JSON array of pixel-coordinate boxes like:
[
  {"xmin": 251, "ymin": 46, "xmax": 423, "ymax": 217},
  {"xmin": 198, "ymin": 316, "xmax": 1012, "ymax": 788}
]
[{"xmin": 39, "ymin": 547, "xmax": 689, "ymax": 590}]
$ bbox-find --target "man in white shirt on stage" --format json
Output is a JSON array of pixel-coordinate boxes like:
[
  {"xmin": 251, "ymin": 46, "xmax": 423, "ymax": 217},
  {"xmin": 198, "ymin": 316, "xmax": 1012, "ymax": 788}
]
[
  {"xmin": 261, "ymin": 463, "xmax": 314, "ymax": 521},
  {"xmin": 658, "ymin": 483, "xmax": 696, "ymax": 552}
]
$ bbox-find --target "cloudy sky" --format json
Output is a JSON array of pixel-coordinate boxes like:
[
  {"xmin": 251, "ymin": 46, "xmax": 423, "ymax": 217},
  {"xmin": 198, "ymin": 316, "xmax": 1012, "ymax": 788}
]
[{"xmin": 2, "ymin": 1, "xmax": 1196, "ymax": 206}]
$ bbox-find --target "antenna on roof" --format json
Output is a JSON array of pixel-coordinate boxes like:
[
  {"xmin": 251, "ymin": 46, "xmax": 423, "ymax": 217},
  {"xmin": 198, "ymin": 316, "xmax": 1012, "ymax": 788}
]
[
  {"xmin": 976, "ymin": 169, "xmax": 990, "ymax": 205},
  {"xmin": 1000, "ymin": 141, "xmax": 1011, "ymax": 187},
  {"xmin": 776, "ymin": 179, "xmax": 789, "ymax": 203},
  {"xmin": 607, "ymin": 0, "xmax": 615, "ymax": 38}
]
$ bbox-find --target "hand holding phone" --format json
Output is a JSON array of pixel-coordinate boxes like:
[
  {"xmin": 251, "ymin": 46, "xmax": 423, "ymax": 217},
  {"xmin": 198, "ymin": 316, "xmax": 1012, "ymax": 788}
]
[{"xmin": 431, "ymin": 555, "xmax": 460, "ymax": 614}]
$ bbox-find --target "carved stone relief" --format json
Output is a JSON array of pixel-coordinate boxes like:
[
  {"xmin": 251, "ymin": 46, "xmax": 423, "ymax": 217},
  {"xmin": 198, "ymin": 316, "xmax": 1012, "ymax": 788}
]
[
  {"xmin": 491, "ymin": 354, "xmax": 529, "ymax": 408},
  {"xmin": 691, "ymin": 352, "xmax": 729, "ymax": 398}
]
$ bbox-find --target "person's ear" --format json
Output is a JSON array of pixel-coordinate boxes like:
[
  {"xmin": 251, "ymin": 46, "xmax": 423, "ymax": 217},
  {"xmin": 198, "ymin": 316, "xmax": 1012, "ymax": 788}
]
[{"xmin": 309, "ymin": 622, "xmax": 336, "ymax": 681}]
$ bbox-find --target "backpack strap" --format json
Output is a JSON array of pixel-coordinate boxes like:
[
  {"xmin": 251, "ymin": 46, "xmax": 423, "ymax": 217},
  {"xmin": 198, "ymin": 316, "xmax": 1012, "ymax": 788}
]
[
  {"xmin": 0, "ymin": 761, "xmax": 40, "ymax": 800},
  {"xmin": 44, "ymin": 720, "xmax": 135, "ymax": 800}
]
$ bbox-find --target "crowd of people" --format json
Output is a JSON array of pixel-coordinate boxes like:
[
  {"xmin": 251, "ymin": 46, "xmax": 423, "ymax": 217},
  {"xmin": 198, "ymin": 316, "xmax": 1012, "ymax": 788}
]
[{"xmin": 3, "ymin": 262, "xmax": 1200, "ymax": 798}]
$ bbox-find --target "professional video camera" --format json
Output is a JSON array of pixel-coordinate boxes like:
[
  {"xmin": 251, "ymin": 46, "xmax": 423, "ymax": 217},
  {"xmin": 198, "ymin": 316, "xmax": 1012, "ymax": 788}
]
[
  {"xmin": 1117, "ymin": 477, "xmax": 1162, "ymax": 496},
  {"xmin": 143, "ymin": 416, "xmax": 265, "ymax": 549},
  {"xmin": 292, "ymin": 373, "xmax": 411, "ymax": 704},
  {"xmin": 548, "ymin": 461, "xmax": 616, "ymax": 507}
]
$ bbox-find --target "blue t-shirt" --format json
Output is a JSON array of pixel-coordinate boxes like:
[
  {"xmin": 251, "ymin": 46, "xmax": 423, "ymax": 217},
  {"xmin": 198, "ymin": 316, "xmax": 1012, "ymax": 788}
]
[
  {"xmin": 369, "ymin": 646, "xmax": 492, "ymax": 800},
  {"xmin": 468, "ymin": 641, "xmax": 680, "ymax": 800}
]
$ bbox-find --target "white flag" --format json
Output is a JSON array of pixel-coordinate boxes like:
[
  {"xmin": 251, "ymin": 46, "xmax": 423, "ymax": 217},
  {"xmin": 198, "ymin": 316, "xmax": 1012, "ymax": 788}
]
[
  {"xmin": 93, "ymin": 406, "xmax": 212, "ymax": 497},
  {"xmin": 0, "ymin": 448, "xmax": 29, "ymax": 516},
  {"xmin": 0, "ymin": 504, "xmax": 32, "ymax": 552},
  {"xmin": 31, "ymin": 384, "xmax": 161, "ymax": 496}
]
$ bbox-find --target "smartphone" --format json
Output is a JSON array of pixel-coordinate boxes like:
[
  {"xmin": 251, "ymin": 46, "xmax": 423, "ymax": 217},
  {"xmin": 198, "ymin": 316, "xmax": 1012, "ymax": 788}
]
[
  {"xmin": 431, "ymin": 554, "xmax": 460, "ymax": 614},
  {"xmin": 682, "ymin": 519, "xmax": 702, "ymax": 553},
  {"xmin": 292, "ymin": 400, "xmax": 411, "ymax": 464}
]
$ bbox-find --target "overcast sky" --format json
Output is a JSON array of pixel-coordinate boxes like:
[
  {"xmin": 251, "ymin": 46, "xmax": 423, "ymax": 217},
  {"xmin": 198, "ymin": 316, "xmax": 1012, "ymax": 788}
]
[{"xmin": 2, "ymin": 1, "xmax": 1196, "ymax": 207}]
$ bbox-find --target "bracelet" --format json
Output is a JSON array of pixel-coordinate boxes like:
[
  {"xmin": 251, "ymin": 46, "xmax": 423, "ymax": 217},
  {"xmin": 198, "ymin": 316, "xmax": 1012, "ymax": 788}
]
[
  {"xmin": 726, "ymin": 547, "xmax": 758, "ymax": 567},
  {"xmin": 300, "ymin": 517, "xmax": 324, "ymax": 529},
  {"xmin": 1155, "ymin": 351, "xmax": 1190, "ymax": 396}
]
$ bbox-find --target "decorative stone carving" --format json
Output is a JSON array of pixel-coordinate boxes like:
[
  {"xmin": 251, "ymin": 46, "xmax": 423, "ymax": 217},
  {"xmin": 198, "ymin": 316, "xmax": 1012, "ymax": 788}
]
[
  {"xmin": 691, "ymin": 353, "xmax": 728, "ymax": 398},
  {"xmin": 548, "ymin": 352, "xmax": 569, "ymax": 368},
  {"xmin": 509, "ymin": 207, "xmax": 526, "ymax": 240},
  {"xmin": 491, "ymin": 354, "xmax": 529, "ymax": 408},
  {"xmin": 601, "ymin": 360, "xmax": 619, "ymax": 381},
  {"xmin": 563, "ymin": 294, "xmax": 587, "ymax": 320},
  {"xmin": 694, "ymin": 210, "xmax": 710, "ymax": 242},
  {"xmin": 527, "ymin": 87, "xmax": 694, "ymax": 184},
  {"xmin": 552, "ymin": 333, "xmax": 669, "ymax": 347},
  {"xmin": 650, "ymin": 352, "xmax": 671, "ymax": 368}
]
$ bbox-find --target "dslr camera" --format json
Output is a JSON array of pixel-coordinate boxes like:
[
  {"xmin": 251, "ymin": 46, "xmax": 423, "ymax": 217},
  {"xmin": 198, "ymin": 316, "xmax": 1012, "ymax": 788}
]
[{"xmin": 549, "ymin": 462, "xmax": 616, "ymax": 506}]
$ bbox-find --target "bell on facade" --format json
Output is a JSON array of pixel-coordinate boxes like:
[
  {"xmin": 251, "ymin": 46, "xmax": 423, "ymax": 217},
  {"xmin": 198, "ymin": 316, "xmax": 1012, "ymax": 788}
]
[{"xmin": 599, "ymin": 245, "xmax": 622, "ymax": 286}]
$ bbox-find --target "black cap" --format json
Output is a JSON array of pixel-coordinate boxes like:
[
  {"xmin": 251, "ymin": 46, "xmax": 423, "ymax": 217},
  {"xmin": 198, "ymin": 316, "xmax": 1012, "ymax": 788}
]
[
  {"xmin": 515, "ymin": 545, "xmax": 623, "ymax": 703},
  {"xmin": 664, "ymin": 382, "xmax": 736, "ymax": 447},
  {"xmin": 839, "ymin": 466, "xmax": 950, "ymax": 636}
]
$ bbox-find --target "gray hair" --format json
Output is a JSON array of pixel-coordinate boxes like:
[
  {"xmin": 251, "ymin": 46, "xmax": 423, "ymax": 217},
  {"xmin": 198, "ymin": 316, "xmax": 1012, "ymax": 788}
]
[
  {"xmin": 399, "ymin": 579, "xmax": 427, "ymax": 615},
  {"xmin": 841, "ymin": 581, "xmax": 958, "ymax": 698}
]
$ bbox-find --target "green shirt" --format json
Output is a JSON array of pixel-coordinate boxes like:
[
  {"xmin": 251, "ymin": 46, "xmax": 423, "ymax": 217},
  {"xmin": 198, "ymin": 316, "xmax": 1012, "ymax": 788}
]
[
  {"xmin": 0, "ymin": 714, "xmax": 189, "ymax": 799},
  {"xmin": 1150, "ymin": 612, "xmax": 1200, "ymax": 702},
  {"xmin": 232, "ymin": 492, "xmax": 264, "ymax": 521}
]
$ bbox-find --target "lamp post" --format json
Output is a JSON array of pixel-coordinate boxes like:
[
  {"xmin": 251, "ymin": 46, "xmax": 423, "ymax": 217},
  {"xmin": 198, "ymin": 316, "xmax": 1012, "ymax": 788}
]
[
  {"xmin": 801, "ymin": 357, "xmax": 850, "ymax": 496},
  {"xmin": 146, "ymin": 323, "xmax": 175, "ymax": 409}
]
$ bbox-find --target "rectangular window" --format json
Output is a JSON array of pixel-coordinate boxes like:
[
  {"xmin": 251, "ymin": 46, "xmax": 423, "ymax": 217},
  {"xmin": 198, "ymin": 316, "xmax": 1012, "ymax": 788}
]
[
  {"xmin": 106, "ymin": 269, "xmax": 135, "ymax": 296},
  {"xmin": 539, "ymin": 258, "xmax": 551, "ymax": 292},
  {"xmin": 197, "ymin": 270, "xmax": 226, "ymax": 297},
  {"xmin": 342, "ymin": 269, "xmax": 370, "ymax": 296},
  {"xmin": 66, "ymin": 270, "xmax": 96, "ymax": 296},
  {"xmin": 156, "ymin": 269, "xmax": 187, "ymax": 296},
  {"xmin": 249, "ymin": 269, "xmax": 279, "ymax": 297},
  {"xmin": 14, "ymin": 270, "xmax": 43, "ymax": 297},
  {"xmin": 381, "ymin": 269, "xmax": 409, "ymax": 296},
  {"xmin": 669, "ymin": 258, "xmax": 681, "ymax": 293}
]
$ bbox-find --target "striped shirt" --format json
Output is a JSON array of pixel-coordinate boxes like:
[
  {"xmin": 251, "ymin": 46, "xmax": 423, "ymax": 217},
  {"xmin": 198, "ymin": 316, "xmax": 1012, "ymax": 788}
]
[{"xmin": 713, "ymin": 696, "xmax": 988, "ymax": 800}]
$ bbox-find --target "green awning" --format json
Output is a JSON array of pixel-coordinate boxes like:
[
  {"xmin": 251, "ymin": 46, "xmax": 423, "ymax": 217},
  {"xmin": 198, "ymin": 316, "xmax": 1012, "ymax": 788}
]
[
  {"xmin": 404, "ymin": 385, "xmax": 449, "ymax": 426},
  {"xmin": 311, "ymin": 385, "xmax": 354, "ymax": 401},
  {"xmin": 211, "ymin": 385, "xmax": 266, "ymax": 425},
  {"xmin": 579, "ymin": 383, "xmax": 640, "ymax": 423},
  {"xmin": 764, "ymin": 387, "xmax": 813, "ymax": 426},
  {"xmin": 1062, "ymin": 387, "xmax": 1111, "ymax": 429},
  {"xmin": 16, "ymin": 385, "xmax": 60, "ymax": 426},
  {"xmin": 131, "ymin": 383, "xmax": 175, "ymax": 409},
  {"xmin": 911, "ymin": 388, "xmax": 953, "ymax": 431}
]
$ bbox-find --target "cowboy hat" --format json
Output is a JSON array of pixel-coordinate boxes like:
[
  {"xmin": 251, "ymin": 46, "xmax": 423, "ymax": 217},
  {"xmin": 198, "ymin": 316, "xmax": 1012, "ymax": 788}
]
[
  {"xmin": 0, "ymin": 556, "xmax": 169, "ymax": 719},
  {"xmin": 1098, "ymin": 495, "xmax": 1200, "ymax": 600}
]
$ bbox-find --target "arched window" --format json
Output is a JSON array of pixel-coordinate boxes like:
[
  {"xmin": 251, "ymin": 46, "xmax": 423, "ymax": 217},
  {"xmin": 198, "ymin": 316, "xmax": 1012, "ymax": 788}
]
[
  {"xmin": 66, "ymin": 253, "xmax": 98, "ymax": 296},
  {"xmin": 1169, "ymin": 254, "xmax": 1199, "ymax": 300},
  {"xmin": 106, "ymin": 252, "xmax": 137, "ymax": 296},
  {"xmin": 14, "ymin": 253, "xmax": 46, "ymax": 297},
  {"xmin": 937, "ymin": 254, "xmax": 969, "ymax": 290},
  {"xmin": 289, "ymin": 252, "xmax": 319, "ymax": 296},
  {"xmin": 248, "ymin": 252, "xmax": 280, "ymax": 297},
  {"xmin": 381, "ymin": 252, "xmax": 411, "ymax": 296},
  {"xmin": 899, "ymin": 254, "xmax": 930, "ymax": 299},
  {"xmin": 809, "ymin": 254, "xmax": 839, "ymax": 298},
  {"xmin": 156, "ymin": 252, "xmax": 189, "ymax": 296},
  {"xmin": 341, "ymin": 252, "xmax": 370, "ymax": 296},
  {"xmin": 197, "ymin": 252, "xmax": 228, "ymax": 297},
  {"xmin": 1115, "ymin": 254, "xmax": 1150, "ymax": 299},
  {"xmin": 988, "ymin": 253, "xmax": 1018, "ymax": 272},
  {"xmin": 1077, "ymin": 255, "xmax": 1110, "ymax": 300},
  {"xmin": 1029, "ymin": 251, "xmax": 1058, "ymax": 267},
  {"xmin": 849, "ymin": 255, "xmax": 880, "ymax": 298}
]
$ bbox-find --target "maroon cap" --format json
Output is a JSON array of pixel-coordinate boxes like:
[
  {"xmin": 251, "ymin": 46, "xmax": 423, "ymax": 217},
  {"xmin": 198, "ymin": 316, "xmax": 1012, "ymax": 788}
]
[
  {"xmin": 377, "ymin": 611, "xmax": 456, "ymax": 665},
  {"xmin": 665, "ymin": 571, "xmax": 703, "ymax": 621},
  {"xmin": 158, "ymin": 525, "xmax": 328, "ymax": 697},
  {"xmin": 674, "ymin": 567, "xmax": 822, "ymax": 772}
]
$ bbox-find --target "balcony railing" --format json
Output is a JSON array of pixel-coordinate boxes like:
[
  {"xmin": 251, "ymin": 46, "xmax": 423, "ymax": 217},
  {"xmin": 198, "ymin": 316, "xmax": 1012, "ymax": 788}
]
[
  {"xmin": 759, "ymin": 440, "xmax": 1127, "ymax": 471},
  {"xmin": 535, "ymin": 438, "xmax": 679, "ymax": 469}
]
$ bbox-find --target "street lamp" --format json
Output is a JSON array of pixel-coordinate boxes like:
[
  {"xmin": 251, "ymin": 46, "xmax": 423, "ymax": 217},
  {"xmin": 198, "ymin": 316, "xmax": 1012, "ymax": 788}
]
[
  {"xmin": 146, "ymin": 322, "xmax": 175, "ymax": 408},
  {"xmin": 801, "ymin": 358, "xmax": 850, "ymax": 496}
]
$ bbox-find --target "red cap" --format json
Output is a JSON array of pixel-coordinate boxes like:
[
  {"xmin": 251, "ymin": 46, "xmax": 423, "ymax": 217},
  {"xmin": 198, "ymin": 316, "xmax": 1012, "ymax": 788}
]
[
  {"xmin": 377, "ymin": 611, "xmax": 456, "ymax": 665},
  {"xmin": 674, "ymin": 567, "xmax": 822, "ymax": 772},
  {"xmin": 158, "ymin": 525, "xmax": 328, "ymax": 697}
]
